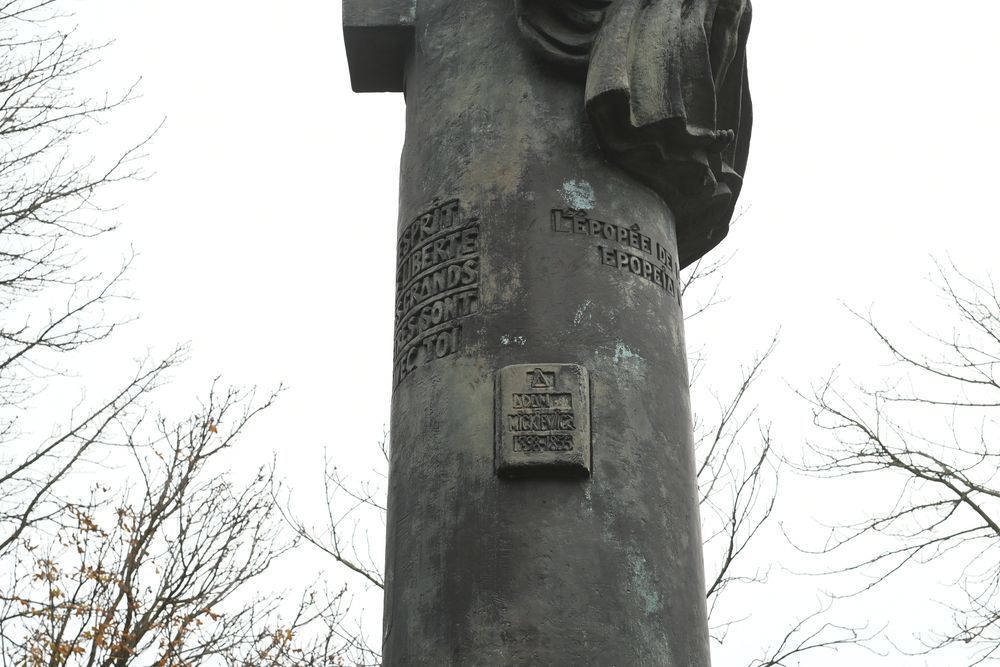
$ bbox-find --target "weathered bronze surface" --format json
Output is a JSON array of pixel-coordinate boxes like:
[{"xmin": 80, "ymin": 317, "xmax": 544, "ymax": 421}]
[
  {"xmin": 344, "ymin": 1, "xmax": 751, "ymax": 663},
  {"xmin": 516, "ymin": 0, "xmax": 753, "ymax": 266}
]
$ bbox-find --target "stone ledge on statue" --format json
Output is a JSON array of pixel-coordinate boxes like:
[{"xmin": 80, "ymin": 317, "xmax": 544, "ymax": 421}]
[{"xmin": 342, "ymin": 0, "xmax": 415, "ymax": 92}]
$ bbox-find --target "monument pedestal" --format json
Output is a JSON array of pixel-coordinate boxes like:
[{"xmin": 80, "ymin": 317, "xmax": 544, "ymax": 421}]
[{"xmin": 377, "ymin": 2, "xmax": 711, "ymax": 664}]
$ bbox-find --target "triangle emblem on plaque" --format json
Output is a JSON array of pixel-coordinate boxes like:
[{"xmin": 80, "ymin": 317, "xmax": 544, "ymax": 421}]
[{"xmin": 529, "ymin": 368, "xmax": 554, "ymax": 389}]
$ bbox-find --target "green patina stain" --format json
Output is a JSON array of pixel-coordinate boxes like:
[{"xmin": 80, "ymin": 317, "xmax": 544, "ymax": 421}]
[
  {"xmin": 574, "ymin": 300, "xmax": 594, "ymax": 325},
  {"xmin": 628, "ymin": 552, "xmax": 662, "ymax": 615},
  {"xmin": 561, "ymin": 179, "xmax": 596, "ymax": 210},
  {"xmin": 500, "ymin": 334, "xmax": 527, "ymax": 346},
  {"xmin": 614, "ymin": 342, "xmax": 638, "ymax": 364}
]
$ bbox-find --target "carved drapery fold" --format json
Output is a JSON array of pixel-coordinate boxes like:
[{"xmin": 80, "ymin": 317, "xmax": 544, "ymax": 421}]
[{"xmin": 515, "ymin": 0, "xmax": 753, "ymax": 268}]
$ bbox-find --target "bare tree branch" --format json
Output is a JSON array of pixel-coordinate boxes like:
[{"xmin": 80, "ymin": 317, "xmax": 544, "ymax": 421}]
[{"xmin": 796, "ymin": 260, "xmax": 1000, "ymax": 662}]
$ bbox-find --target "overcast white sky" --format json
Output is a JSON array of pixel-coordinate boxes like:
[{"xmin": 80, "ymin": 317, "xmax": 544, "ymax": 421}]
[{"xmin": 52, "ymin": 0, "xmax": 1000, "ymax": 664}]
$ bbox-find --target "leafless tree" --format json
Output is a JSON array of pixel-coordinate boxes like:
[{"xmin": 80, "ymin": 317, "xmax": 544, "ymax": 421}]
[
  {"xmin": 683, "ymin": 254, "xmax": 781, "ymax": 619},
  {"xmin": 1, "ymin": 0, "xmax": 149, "ymax": 391},
  {"xmin": 281, "ymin": 439, "xmax": 387, "ymax": 593},
  {"xmin": 280, "ymin": 443, "xmax": 386, "ymax": 659},
  {"xmin": 0, "ymin": 3, "xmax": 372, "ymax": 663},
  {"xmin": 0, "ymin": 0, "xmax": 153, "ymax": 548},
  {"xmin": 696, "ymin": 336, "xmax": 778, "ymax": 626},
  {"xmin": 1, "ymin": 384, "xmax": 379, "ymax": 666},
  {"xmin": 798, "ymin": 260, "xmax": 1000, "ymax": 663},
  {"xmin": 683, "ymin": 255, "xmax": 870, "ymax": 664}
]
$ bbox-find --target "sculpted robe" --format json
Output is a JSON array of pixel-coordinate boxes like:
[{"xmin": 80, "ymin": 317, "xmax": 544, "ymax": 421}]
[{"xmin": 515, "ymin": 0, "xmax": 753, "ymax": 268}]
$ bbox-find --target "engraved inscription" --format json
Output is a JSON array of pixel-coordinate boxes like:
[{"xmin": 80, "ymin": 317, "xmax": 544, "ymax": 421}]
[
  {"xmin": 393, "ymin": 199, "xmax": 481, "ymax": 386},
  {"xmin": 513, "ymin": 433, "xmax": 574, "ymax": 453},
  {"xmin": 512, "ymin": 393, "xmax": 572, "ymax": 409},
  {"xmin": 508, "ymin": 412, "xmax": 576, "ymax": 432},
  {"xmin": 497, "ymin": 364, "xmax": 591, "ymax": 477},
  {"xmin": 552, "ymin": 208, "xmax": 655, "ymax": 256},
  {"xmin": 551, "ymin": 208, "xmax": 681, "ymax": 305},
  {"xmin": 596, "ymin": 246, "xmax": 676, "ymax": 296},
  {"xmin": 507, "ymin": 371, "xmax": 576, "ymax": 445}
]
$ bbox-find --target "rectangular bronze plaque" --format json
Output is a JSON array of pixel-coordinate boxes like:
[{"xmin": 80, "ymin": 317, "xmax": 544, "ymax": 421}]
[{"xmin": 496, "ymin": 364, "xmax": 591, "ymax": 477}]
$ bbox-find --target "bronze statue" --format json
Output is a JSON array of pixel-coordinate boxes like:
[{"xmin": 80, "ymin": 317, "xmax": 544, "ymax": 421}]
[
  {"xmin": 516, "ymin": 0, "xmax": 753, "ymax": 267},
  {"xmin": 343, "ymin": 1, "xmax": 756, "ymax": 662}
]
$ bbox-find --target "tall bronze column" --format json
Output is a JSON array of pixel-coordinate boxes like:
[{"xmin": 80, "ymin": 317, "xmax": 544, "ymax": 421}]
[{"xmin": 344, "ymin": 1, "xmax": 752, "ymax": 663}]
